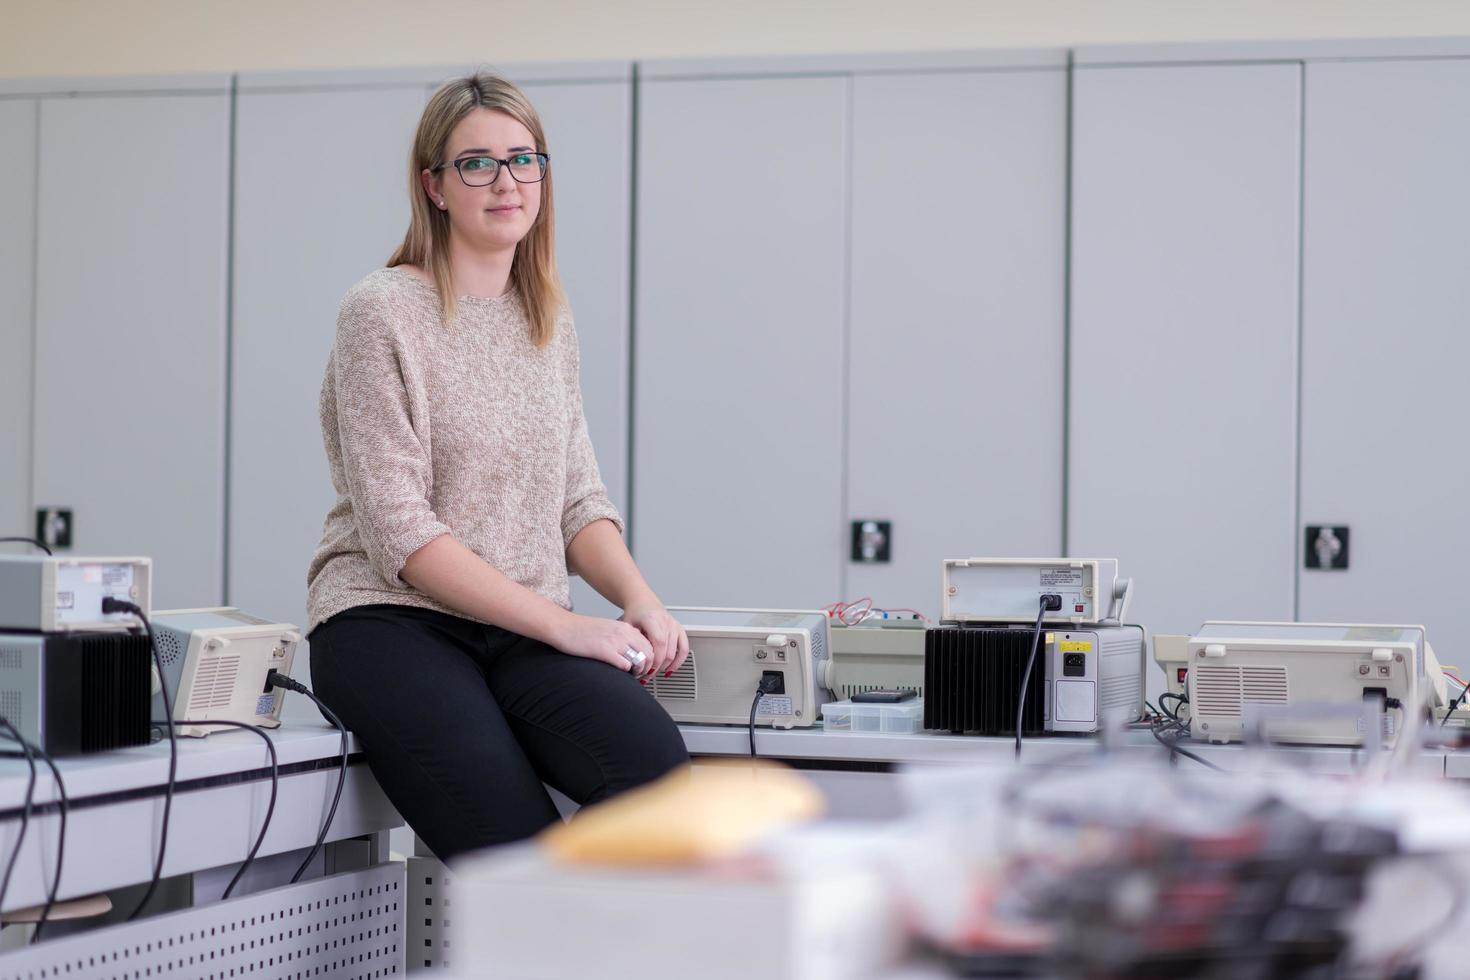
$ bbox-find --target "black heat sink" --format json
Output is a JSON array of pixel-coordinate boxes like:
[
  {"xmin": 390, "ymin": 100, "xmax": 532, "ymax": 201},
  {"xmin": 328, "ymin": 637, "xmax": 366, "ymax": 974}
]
[
  {"xmin": 43, "ymin": 631, "xmax": 153, "ymax": 755},
  {"xmin": 924, "ymin": 626, "xmax": 1047, "ymax": 736}
]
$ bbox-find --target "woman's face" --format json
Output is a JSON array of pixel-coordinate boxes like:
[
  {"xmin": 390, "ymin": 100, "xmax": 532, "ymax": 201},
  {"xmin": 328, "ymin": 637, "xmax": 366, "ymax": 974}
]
[{"xmin": 425, "ymin": 108, "xmax": 543, "ymax": 252}]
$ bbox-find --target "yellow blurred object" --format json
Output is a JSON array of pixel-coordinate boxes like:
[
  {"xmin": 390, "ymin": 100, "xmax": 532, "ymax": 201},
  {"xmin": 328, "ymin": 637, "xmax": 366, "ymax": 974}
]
[{"xmin": 540, "ymin": 760, "xmax": 825, "ymax": 866}]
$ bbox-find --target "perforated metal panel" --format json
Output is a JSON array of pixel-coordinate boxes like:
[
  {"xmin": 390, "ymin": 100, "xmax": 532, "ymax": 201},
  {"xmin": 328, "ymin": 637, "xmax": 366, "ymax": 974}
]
[
  {"xmin": 405, "ymin": 855, "xmax": 454, "ymax": 972},
  {"xmin": 0, "ymin": 862, "xmax": 404, "ymax": 979},
  {"xmin": 153, "ymin": 629, "xmax": 184, "ymax": 668},
  {"xmin": 0, "ymin": 647, "xmax": 24, "ymax": 671},
  {"xmin": 0, "ymin": 690, "xmax": 21, "ymax": 730}
]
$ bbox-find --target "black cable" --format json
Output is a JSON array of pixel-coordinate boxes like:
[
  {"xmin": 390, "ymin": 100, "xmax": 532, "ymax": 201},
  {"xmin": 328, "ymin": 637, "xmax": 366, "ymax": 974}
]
[
  {"xmin": 1159, "ymin": 692, "xmax": 1188, "ymax": 724},
  {"xmin": 0, "ymin": 717, "xmax": 37, "ymax": 918},
  {"xmin": 0, "ymin": 737, "xmax": 68, "ymax": 942},
  {"xmin": 101, "ymin": 597, "xmax": 176, "ymax": 922},
  {"xmin": 1014, "ymin": 598, "xmax": 1053, "ymax": 760},
  {"xmin": 1441, "ymin": 679, "xmax": 1469, "ymax": 728},
  {"xmin": 1148, "ymin": 717, "xmax": 1225, "ymax": 771},
  {"xmin": 747, "ymin": 674, "xmax": 784, "ymax": 760},
  {"xmin": 0, "ymin": 537, "xmax": 51, "ymax": 555},
  {"xmin": 265, "ymin": 672, "xmax": 347, "ymax": 884},
  {"xmin": 749, "ymin": 690, "xmax": 762, "ymax": 758},
  {"xmin": 28, "ymin": 748, "xmax": 64, "ymax": 942},
  {"xmin": 159, "ymin": 720, "xmax": 277, "ymax": 901}
]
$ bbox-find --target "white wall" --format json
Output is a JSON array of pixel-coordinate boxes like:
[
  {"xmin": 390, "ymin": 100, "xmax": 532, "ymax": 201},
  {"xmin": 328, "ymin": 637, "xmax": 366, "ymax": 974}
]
[{"xmin": 5, "ymin": 0, "xmax": 1470, "ymax": 78}]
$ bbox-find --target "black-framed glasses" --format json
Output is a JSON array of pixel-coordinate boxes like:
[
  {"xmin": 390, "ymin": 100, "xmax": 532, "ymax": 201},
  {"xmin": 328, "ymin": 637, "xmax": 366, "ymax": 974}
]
[{"xmin": 431, "ymin": 152, "xmax": 549, "ymax": 186}]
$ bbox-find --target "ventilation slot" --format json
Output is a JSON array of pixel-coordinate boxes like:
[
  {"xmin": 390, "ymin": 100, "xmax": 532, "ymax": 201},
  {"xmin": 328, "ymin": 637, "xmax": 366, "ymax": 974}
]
[
  {"xmin": 649, "ymin": 653, "xmax": 696, "ymax": 700},
  {"xmin": 1193, "ymin": 664, "xmax": 1289, "ymax": 717},
  {"xmin": 188, "ymin": 655, "xmax": 242, "ymax": 713},
  {"xmin": 924, "ymin": 627, "xmax": 1044, "ymax": 736},
  {"xmin": 1100, "ymin": 673, "xmax": 1138, "ymax": 711},
  {"xmin": 0, "ymin": 647, "xmax": 23, "ymax": 671}
]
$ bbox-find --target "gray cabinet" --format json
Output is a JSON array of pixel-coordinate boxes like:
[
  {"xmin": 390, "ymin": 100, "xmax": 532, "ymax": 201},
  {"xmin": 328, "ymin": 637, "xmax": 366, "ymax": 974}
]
[
  {"xmin": 846, "ymin": 68, "xmax": 1067, "ymax": 619},
  {"xmin": 229, "ymin": 83, "xmax": 429, "ymax": 631},
  {"xmin": 32, "ymin": 89, "xmax": 231, "ymax": 609},
  {"xmin": 1298, "ymin": 59, "xmax": 1470, "ymax": 641},
  {"xmin": 633, "ymin": 74, "xmax": 849, "ymax": 609},
  {"xmin": 507, "ymin": 78, "xmax": 633, "ymax": 618},
  {"xmin": 0, "ymin": 100, "xmax": 36, "ymax": 544},
  {"xmin": 1068, "ymin": 64, "xmax": 1302, "ymax": 650}
]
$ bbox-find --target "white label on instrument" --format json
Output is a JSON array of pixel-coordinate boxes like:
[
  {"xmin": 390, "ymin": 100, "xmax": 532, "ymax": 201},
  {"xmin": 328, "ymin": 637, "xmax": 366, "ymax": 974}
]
[
  {"xmin": 1040, "ymin": 568, "xmax": 1083, "ymax": 588},
  {"xmin": 55, "ymin": 591, "xmax": 74, "ymax": 610},
  {"xmin": 1356, "ymin": 714, "xmax": 1396, "ymax": 738},
  {"xmin": 101, "ymin": 565, "xmax": 133, "ymax": 589},
  {"xmin": 255, "ymin": 694, "xmax": 276, "ymax": 716},
  {"xmin": 758, "ymin": 696, "xmax": 793, "ymax": 716}
]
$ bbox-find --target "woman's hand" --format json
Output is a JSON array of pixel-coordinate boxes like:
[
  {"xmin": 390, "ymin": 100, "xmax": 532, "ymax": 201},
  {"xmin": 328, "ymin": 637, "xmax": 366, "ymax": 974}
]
[
  {"xmin": 553, "ymin": 612, "xmax": 654, "ymax": 676},
  {"xmin": 621, "ymin": 603, "xmax": 690, "ymax": 679}
]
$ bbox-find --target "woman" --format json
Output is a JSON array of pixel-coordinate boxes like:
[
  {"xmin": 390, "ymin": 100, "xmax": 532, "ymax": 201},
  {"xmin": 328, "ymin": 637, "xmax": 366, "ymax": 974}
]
[{"xmin": 305, "ymin": 72, "xmax": 690, "ymax": 861}]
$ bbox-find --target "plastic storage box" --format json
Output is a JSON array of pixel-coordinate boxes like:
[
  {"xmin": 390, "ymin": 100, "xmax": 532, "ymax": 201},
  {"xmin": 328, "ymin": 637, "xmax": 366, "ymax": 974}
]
[{"xmin": 820, "ymin": 698, "xmax": 925, "ymax": 734}]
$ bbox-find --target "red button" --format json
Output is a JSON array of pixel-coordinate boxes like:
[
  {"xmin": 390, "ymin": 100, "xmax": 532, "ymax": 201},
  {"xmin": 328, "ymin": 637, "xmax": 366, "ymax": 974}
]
[{"xmin": 1074, "ymin": 604, "xmax": 1085, "ymax": 613}]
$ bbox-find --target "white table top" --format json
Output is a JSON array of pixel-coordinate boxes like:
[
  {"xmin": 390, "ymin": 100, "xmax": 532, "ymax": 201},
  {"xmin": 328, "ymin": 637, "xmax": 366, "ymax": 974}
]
[
  {"xmin": 0, "ymin": 718, "xmax": 1459, "ymax": 814},
  {"xmin": 680, "ymin": 722, "xmax": 1457, "ymax": 777},
  {"xmin": 0, "ymin": 723, "xmax": 360, "ymax": 809}
]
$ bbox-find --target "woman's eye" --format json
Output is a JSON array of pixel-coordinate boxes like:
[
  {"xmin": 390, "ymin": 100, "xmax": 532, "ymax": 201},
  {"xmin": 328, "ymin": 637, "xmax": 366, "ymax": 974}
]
[
  {"xmin": 510, "ymin": 154, "xmax": 533, "ymax": 166},
  {"xmin": 462, "ymin": 157, "xmax": 491, "ymax": 170}
]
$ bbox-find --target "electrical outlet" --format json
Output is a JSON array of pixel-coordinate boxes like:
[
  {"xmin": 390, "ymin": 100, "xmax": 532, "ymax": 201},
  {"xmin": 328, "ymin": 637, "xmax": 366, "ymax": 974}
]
[
  {"xmin": 35, "ymin": 507, "xmax": 73, "ymax": 550},
  {"xmin": 850, "ymin": 520, "xmax": 891, "ymax": 563},
  {"xmin": 1305, "ymin": 525, "xmax": 1349, "ymax": 570}
]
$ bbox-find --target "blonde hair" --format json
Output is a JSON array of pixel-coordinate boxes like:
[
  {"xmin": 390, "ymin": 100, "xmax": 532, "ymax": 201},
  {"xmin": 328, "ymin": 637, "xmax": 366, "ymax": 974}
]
[{"xmin": 388, "ymin": 73, "xmax": 566, "ymax": 347}]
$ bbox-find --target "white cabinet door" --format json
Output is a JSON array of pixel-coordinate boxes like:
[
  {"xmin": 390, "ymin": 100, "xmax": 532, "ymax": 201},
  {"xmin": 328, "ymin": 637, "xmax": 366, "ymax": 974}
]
[
  {"xmin": 1069, "ymin": 64, "xmax": 1301, "ymax": 652},
  {"xmin": 513, "ymin": 79, "xmax": 633, "ymax": 619},
  {"xmin": 33, "ymin": 92, "xmax": 230, "ymax": 608},
  {"xmin": 846, "ymin": 69, "xmax": 1067, "ymax": 620},
  {"xmin": 633, "ymin": 75, "xmax": 849, "ymax": 609},
  {"xmin": 0, "ymin": 100, "xmax": 37, "ymax": 544},
  {"xmin": 229, "ymin": 85, "xmax": 427, "ymax": 632},
  {"xmin": 1299, "ymin": 59, "xmax": 1470, "ymax": 639}
]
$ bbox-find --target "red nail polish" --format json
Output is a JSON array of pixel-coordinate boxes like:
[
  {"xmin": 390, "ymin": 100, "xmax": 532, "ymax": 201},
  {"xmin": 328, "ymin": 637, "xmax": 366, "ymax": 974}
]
[{"xmin": 664, "ymin": 670, "xmax": 673, "ymax": 678}]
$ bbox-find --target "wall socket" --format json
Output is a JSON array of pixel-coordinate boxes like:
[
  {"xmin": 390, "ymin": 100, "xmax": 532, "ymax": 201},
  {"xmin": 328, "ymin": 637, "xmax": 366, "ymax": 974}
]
[
  {"xmin": 850, "ymin": 520, "xmax": 891, "ymax": 563},
  {"xmin": 35, "ymin": 508, "xmax": 73, "ymax": 550},
  {"xmin": 1305, "ymin": 525, "xmax": 1349, "ymax": 570}
]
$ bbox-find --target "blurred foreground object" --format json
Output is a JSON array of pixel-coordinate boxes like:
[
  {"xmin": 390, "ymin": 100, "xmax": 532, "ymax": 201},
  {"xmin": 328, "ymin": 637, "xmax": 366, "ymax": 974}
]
[
  {"xmin": 452, "ymin": 762, "xmax": 903, "ymax": 980},
  {"xmin": 897, "ymin": 759, "xmax": 1470, "ymax": 978},
  {"xmin": 539, "ymin": 759, "xmax": 824, "ymax": 865}
]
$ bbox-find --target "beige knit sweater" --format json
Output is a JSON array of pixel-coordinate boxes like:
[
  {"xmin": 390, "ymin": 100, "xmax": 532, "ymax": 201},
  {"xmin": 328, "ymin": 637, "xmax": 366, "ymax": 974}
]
[{"xmin": 305, "ymin": 266, "xmax": 623, "ymax": 633}]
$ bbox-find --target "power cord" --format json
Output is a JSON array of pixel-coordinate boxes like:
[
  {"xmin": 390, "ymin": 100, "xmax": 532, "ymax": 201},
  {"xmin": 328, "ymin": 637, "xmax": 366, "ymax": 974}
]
[
  {"xmin": 1015, "ymin": 595, "xmax": 1060, "ymax": 759},
  {"xmin": 748, "ymin": 674, "xmax": 785, "ymax": 759},
  {"xmin": 0, "ymin": 538, "xmax": 51, "ymax": 555},
  {"xmin": 0, "ymin": 717, "xmax": 37, "ymax": 918},
  {"xmin": 1147, "ymin": 696, "xmax": 1225, "ymax": 772},
  {"xmin": 265, "ymin": 671, "xmax": 347, "ymax": 884},
  {"xmin": 158, "ymin": 719, "xmax": 277, "ymax": 901},
  {"xmin": 27, "ymin": 749, "xmax": 64, "ymax": 942},
  {"xmin": 1442, "ymin": 682, "xmax": 1469, "ymax": 728},
  {"xmin": 0, "ymin": 732, "xmax": 68, "ymax": 942},
  {"xmin": 101, "ymin": 596, "xmax": 176, "ymax": 921}
]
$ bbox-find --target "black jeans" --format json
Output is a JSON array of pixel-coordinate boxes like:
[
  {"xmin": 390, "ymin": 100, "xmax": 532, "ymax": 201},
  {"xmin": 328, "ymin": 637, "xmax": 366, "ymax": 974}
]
[{"xmin": 308, "ymin": 604, "xmax": 689, "ymax": 861}]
